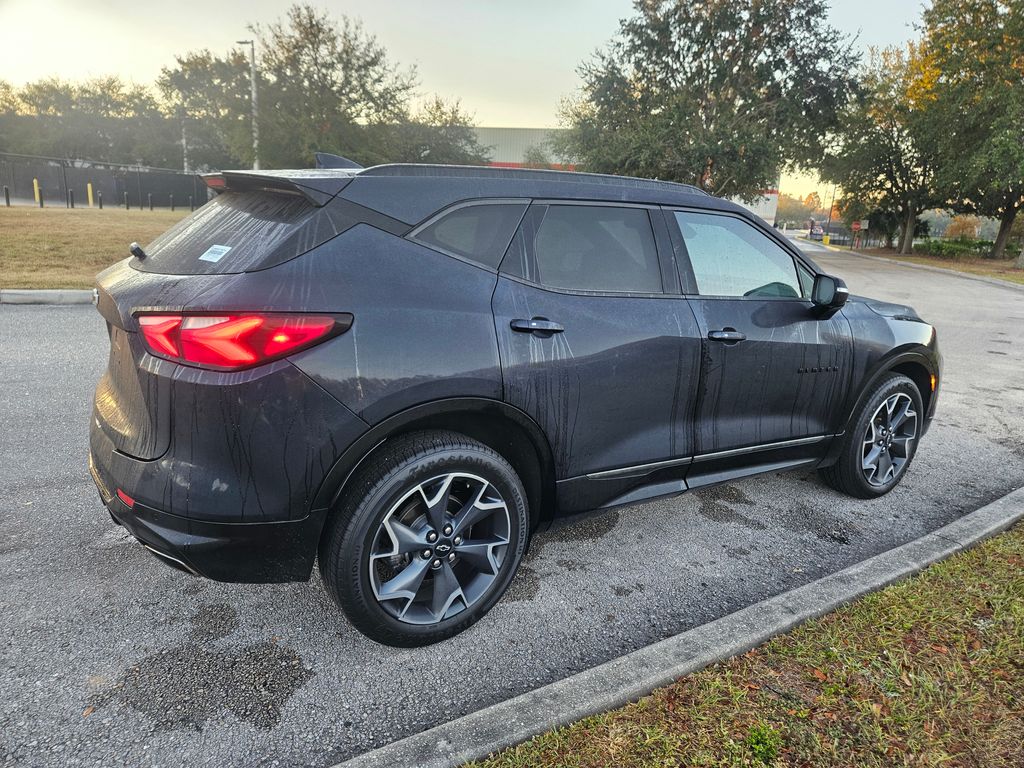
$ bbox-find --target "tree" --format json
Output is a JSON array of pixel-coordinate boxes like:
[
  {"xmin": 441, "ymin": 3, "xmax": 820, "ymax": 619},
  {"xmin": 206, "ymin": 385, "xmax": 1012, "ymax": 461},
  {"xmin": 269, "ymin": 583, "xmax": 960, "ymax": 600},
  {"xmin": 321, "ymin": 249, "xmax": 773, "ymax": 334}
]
[
  {"xmin": 157, "ymin": 50, "xmax": 253, "ymax": 170},
  {"xmin": 0, "ymin": 80, "xmax": 19, "ymax": 113},
  {"xmin": 821, "ymin": 46, "xmax": 940, "ymax": 254},
  {"xmin": 522, "ymin": 144, "xmax": 554, "ymax": 169},
  {"xmin": 837, "ymin": 196, "xmax": 903, "ymax": 248},
  {"xmin": 159, "ymin": 4, "xmax": 481, "ymax": 170},
  {"xmin": 252, "ymin": 5, "xmax": 417, "ymax": 167},
  {"xmin": 945, "ymin": 215, "xmax": 981, "ymax": 240},
  {"xmin": 921, "ymin": 0, "xmax": 1024, "ymax": 259},
  {"xmin": 776, "ymin": 193, "xmax": 812, "ymax": 227},
  {"xmin": 553, "ymin": 0, "xmax": 858, "ymax": 199},
  {"xmin": 0, "ymin": 77, "xmax": 178, "ymax": 166},
  {"xmin": 372, "ymin": 96, "xmax": 490, "ymax": 165}
]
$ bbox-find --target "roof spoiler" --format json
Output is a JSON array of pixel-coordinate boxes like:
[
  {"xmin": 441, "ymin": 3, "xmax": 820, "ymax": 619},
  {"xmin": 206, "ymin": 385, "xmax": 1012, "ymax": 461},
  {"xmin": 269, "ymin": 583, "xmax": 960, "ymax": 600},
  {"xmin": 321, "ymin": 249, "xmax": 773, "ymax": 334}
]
[
  {"xmin": 315, "ymin": 152, "xmax": 363, "ymax": 170},
  {"xmin": 201, "ymin": 170, "xmax": 353, "ymax": 206}
]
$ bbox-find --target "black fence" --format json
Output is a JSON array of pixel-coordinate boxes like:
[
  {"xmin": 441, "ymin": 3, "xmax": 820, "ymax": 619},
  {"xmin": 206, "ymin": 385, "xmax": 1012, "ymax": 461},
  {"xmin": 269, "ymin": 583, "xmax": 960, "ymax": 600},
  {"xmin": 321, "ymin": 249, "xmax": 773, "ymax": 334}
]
[{"xmin": 0, "ymin": 152, "xmax": 209, "ymax": 209}]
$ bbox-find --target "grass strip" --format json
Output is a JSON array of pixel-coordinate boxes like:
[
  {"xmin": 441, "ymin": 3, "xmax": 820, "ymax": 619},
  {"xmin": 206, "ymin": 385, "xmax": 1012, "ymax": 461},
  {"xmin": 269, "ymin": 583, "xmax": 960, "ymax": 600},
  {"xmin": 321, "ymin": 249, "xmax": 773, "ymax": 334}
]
[
  {"xmin": 857, "ymin": 249, "xmax": 1024, "ymax": 286},
  {"xmin": 0, "ymin": 207, "xmax": 187, "ymax": 289},
  {"xmin": 471, "ymin": 524, "xmax": 1024, "ymax": 767}
]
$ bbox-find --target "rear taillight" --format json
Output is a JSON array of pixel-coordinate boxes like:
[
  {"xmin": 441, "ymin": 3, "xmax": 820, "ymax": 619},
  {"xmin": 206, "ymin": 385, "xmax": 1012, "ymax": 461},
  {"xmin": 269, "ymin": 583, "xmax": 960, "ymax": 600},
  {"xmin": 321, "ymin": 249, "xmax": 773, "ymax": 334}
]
[{"xmin": 137, "ymin": 313, "xmax": 347, "ymax": 371}]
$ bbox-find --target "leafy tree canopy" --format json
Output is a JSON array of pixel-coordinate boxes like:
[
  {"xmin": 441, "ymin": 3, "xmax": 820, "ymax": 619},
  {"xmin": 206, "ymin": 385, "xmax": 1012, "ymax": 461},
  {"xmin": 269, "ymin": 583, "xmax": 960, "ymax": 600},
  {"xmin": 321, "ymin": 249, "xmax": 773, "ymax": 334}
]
[
  {"xmin": 821, "ymin": 46, "xmax": 940, "ymax": 254},
  {"xmin": 1, "ymin": 5, "xmax": 489, "ymax": 171},
  {"xmin": 920, "ymin": 0, "xmax": 1024, "ymax": 258},
  {"xmin": 159, "ymin": 4, "xmax": 489, "ymax": 169},
  {"xmin": 553, "ymin": 0, "xmax": 859, "ymax": 200}
]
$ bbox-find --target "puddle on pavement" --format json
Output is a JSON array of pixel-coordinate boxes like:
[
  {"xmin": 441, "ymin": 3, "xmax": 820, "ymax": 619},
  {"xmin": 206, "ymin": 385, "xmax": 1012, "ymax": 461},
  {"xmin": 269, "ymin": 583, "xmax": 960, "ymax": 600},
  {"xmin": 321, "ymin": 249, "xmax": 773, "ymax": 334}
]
[{"xmin": 89, "ymin": 603, "xmax": 312, "ymax": 731}]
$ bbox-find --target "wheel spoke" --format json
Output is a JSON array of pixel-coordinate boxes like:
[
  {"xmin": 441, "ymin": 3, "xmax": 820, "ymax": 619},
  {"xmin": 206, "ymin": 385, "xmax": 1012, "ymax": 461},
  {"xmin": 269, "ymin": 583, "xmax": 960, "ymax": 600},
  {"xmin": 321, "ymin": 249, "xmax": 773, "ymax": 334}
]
[
  {"xmin": 890, "ymin": 436, "xmax": 913, "ymax": 458},
  {"xmin": 453, "ymin": 483, "xmax": 505, "ymax": 535},
  {"xmin": 882, "ymin": 398, "xmax": 895, "ymax": 429},
  {"xmin": 384, "ymin": 519, "xmax": 430, "ymax": 556},
  {"xmin": 429, "ymin": 560, "xmax": 465, "ymax": 620},
  {"xmin": 890, "ymin": 399, "xmax": 915, "ymax": 430},
  {"xmin": 876, "ymin": 450, "xmax": 894, "ymax": 483},
  {"xmin": 455, "ymin": 536, "xmax": 508, "ymax": 576},
  {"xmin": 420, "ymin": 475, "xmax": 454, "ymax": 532},
  {"xmin": 377, "ymin": 558, "xmax": 430, "ymax": 605},
  {"xmin": 863, "ymin": 444, "xmax": 882, "ymax": 473}
]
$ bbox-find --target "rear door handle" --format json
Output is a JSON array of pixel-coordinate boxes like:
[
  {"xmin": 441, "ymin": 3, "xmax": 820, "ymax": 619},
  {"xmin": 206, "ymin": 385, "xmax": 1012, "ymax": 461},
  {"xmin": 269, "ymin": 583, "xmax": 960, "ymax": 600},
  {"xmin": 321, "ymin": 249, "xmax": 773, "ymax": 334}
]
[
  {"xmin": 708, "ymin": 328, "xmax": 746, "ymax": 344},
  {"xmin": 510, "ymin": 317, "xmax": 564, "ymax": 334}
]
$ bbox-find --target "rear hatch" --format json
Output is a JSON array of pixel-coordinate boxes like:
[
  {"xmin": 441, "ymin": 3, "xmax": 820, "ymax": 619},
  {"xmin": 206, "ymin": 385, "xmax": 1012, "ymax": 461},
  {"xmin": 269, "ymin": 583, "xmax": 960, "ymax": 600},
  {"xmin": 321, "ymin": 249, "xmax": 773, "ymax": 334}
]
[{"xmin": 93, "ymin": 171, "xmax": 357, "ymax": 460}]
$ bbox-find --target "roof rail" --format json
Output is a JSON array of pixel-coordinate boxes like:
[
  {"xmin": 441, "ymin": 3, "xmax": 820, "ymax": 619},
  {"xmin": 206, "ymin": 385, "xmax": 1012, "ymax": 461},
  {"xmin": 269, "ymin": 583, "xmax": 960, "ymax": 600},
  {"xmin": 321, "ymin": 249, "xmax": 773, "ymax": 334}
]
[{"xmin": 358, "ymin": 163, "xmax": 710, "ymax": 196}]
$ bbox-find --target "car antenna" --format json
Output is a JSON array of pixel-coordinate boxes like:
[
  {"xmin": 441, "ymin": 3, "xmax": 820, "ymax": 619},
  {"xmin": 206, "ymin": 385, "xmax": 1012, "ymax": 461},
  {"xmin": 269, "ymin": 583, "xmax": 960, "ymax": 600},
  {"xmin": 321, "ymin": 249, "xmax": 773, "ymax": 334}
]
[{"xmin": 129, "ymin": 242, "xmax": 147, "ymax": 260}]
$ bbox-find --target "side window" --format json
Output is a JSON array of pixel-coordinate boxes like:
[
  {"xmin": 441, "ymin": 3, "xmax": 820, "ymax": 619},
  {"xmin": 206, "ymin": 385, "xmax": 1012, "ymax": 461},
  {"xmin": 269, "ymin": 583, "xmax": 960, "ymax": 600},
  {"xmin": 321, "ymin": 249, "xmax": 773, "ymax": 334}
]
[
  {"xmin": 531, "ymin": 205, "xmax": 663, "ymax": 293},
  {"xmin": 414, "ymin": 203, "xmax": 527, "ymax": 269},
  {"xmin": 674, "ymin": 211, "xmax": 804, "ymax": 299},
  {"xmin": 796, "ymin": 261, "xmax": 815, "ymax": 297}
]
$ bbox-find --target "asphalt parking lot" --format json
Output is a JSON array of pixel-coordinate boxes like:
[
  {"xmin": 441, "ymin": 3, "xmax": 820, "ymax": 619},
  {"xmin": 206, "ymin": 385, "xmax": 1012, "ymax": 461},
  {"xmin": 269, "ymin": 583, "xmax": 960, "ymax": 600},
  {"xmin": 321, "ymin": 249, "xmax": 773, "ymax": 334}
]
[{"xmin": 2, "ymin": 245, "xmax": 1023, "ymax": 768}]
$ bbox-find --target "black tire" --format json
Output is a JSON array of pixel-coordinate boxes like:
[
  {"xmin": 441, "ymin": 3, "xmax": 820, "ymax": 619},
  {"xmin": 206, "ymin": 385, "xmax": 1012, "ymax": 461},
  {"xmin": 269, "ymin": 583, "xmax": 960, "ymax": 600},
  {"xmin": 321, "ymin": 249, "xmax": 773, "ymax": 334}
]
[
  {"xmin": 819, "ymin": 373, "xmax": 923, "ymax": 499},
  {"xmin": 318, "ymin": 430, "xmax": 530, "ymax": 646}
]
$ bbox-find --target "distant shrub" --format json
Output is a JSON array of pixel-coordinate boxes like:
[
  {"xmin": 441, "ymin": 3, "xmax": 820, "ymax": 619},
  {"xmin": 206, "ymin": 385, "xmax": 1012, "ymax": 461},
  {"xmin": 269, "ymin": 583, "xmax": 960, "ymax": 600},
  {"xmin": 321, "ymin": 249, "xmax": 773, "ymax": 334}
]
[{"xmin": 916, "ymin": 238, "xmax": 992, "ymax": 260}]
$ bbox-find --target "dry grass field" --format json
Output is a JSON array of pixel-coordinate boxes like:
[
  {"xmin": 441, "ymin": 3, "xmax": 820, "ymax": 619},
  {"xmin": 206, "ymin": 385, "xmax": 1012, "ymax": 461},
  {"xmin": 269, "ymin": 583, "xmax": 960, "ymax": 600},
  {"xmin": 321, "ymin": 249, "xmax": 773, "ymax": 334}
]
[{"xmin": 0, "ymin": 207, "xmax": 188, "ymax": 289}]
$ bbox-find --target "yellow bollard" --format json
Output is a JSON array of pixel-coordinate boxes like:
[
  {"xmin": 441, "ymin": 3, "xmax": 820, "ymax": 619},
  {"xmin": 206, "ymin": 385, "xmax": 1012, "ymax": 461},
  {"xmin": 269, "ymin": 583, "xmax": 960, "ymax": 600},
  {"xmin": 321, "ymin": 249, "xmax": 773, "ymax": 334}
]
[
  {"xmin": 33, "ymin": 177, "xmax": 40, "ymax": 204},
  {"xmin": 87, "ymin": 182, "xmax": 94, "ymax": 208},
  {"xmin": 822, "ymin": 234, "xmax": 830, "ymax": 246}
]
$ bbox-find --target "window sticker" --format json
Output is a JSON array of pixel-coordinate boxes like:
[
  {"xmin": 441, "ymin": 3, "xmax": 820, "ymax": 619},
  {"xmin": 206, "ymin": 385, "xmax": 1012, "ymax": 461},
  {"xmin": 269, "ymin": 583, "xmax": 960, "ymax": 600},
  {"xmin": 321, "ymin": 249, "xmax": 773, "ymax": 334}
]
[{"xmin": 198, "ymin": 244, "xmax": 232, "ymax": 263}]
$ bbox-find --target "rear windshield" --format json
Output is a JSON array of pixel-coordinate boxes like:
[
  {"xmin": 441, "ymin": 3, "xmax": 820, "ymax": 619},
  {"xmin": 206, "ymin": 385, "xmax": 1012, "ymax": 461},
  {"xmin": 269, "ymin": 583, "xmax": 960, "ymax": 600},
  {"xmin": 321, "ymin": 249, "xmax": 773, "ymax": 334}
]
[{"xmin": 133, "ymin": 191, "xmax": 353, "ymax": 275}]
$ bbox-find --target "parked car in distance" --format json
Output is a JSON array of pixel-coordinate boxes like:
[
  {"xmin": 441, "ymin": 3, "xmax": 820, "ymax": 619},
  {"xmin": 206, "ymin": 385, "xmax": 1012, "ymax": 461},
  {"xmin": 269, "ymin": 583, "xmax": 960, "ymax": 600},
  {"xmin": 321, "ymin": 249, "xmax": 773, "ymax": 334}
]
[
  {"xmin": 810, "ymin": 224, "xmax": 825, "ymax": 241},
  {"xmin": 89, "ymin": 163, "xmax": 941, "ymax": 646}
]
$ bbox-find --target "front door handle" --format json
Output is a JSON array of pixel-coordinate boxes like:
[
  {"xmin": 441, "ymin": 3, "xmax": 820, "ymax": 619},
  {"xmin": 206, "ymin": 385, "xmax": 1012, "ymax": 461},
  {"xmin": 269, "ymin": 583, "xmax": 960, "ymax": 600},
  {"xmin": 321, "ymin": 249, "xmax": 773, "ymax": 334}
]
[
  {"xmin": 510, "ymin": 317, "xmax": 564, "ymax": 334},
  {"xmin": 708, "ymin": 328, "xmax": 746, "ymax": 344}
]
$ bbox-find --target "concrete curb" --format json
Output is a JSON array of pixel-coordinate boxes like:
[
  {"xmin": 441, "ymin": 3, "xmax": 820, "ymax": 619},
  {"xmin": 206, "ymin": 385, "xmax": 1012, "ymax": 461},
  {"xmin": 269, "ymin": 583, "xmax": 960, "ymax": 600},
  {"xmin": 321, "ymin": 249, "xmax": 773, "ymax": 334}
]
[
  {"xmin": 0, "ymin": 288, "xmax": 96, "ymax": 305},
  {"xmin": 814, "ymin": 243, "xmax": 1024, "ymax": 294},
  {"xmin": 334, "ymin": 486, "xmax": 1024, "ymax": 768}
]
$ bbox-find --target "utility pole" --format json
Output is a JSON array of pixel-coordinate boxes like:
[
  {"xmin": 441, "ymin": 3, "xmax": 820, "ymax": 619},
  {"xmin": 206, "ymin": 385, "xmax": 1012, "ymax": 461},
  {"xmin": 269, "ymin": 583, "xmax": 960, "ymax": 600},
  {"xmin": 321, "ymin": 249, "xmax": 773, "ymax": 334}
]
[
  {"xmin": 181, "ymin": 113, "xmax": 190, "ymax": 173},
  {"xmin": 824, "ymin": 184, "xmax": 837, "ymax": 245},
  {"xmin": 237, "ymin": 39, "xmax": 260, "ymax": 170}
]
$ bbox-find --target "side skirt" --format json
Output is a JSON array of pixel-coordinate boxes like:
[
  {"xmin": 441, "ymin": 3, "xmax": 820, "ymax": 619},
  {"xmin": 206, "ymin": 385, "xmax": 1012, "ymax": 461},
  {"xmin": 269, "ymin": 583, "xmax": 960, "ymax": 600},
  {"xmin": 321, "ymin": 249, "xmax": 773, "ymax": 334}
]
[{"xmin": 553, "ymin": 435, "xmax": 834, "ymax": 518}]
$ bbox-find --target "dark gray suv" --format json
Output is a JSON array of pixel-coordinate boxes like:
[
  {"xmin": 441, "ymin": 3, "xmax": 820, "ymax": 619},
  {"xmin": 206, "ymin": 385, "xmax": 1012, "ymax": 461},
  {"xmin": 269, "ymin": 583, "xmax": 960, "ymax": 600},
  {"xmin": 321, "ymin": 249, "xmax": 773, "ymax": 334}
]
[{"xmin": 89, "ymin": 164, "xmax": 940, "ymax": 645}]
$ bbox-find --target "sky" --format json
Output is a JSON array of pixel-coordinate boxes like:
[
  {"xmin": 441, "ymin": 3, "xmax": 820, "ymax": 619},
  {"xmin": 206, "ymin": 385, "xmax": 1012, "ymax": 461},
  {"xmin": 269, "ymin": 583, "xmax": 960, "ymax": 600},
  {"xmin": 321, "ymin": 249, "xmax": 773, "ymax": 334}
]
[{"xmin": 0, "ymin": 0, "xmax": 925, "ymax": 197}]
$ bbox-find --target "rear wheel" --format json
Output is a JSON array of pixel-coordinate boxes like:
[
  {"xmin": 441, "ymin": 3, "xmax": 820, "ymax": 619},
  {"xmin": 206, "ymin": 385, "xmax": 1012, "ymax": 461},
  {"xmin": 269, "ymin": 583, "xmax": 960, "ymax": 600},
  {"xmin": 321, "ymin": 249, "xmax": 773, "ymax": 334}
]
[
  {"xmin": 819, "ymin": 373, "xmax": 922, "ymax": 498},
  {"xmin": 319, "ymin": 430, "xmax": 529, "ymax": 646}
]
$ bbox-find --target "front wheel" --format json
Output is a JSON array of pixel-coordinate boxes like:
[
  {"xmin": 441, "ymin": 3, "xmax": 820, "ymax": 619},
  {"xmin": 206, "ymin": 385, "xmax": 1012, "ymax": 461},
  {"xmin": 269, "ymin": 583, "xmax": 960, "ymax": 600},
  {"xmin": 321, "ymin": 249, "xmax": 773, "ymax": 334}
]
[
  {"xmin": 319, "ymin": 431, "xmax": 530, "ymax": 646},
  {"xmin": 819, "ymin": 373, "xmax": 923, "ymax": 499}
]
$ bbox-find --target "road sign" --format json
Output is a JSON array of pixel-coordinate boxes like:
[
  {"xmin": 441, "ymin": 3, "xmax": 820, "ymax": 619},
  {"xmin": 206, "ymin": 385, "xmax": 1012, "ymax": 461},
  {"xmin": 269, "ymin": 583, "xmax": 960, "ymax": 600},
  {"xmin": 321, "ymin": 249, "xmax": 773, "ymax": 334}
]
[{"xmin": 851, "ymin": 220, "xmax": 861, "ymax": 232}]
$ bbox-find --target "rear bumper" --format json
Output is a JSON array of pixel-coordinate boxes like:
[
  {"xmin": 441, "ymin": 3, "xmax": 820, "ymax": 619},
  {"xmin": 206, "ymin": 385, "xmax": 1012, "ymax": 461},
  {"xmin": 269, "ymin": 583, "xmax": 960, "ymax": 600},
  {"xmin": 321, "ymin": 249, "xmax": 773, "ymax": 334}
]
[
  {"xmin": 87, "ymin": 356, "xmax": 367, "ymax": 582},
  {"xmin": 91, "ymin": 451, "xmax": 324, "ymax": 583}
]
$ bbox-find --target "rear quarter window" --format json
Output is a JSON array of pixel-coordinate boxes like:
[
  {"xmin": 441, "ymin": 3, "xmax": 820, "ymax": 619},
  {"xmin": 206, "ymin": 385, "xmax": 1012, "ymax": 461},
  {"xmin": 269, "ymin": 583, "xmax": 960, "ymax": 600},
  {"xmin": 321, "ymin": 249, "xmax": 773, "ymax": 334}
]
[
  {"xmin": 133, "ymin": 191, "xmax": 358, "ymax": 275},
  {"xmin": 412, "ymin": 202, "xmax": 527, "ymax": 269}
]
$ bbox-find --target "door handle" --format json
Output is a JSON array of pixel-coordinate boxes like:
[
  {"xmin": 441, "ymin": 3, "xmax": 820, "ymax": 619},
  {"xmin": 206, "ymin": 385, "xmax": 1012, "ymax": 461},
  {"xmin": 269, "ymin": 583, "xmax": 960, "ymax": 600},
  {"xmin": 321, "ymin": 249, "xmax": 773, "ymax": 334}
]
[
  {"xmin": 708, "ymin": 328, "xmax": 746, "ymax": 344},
  {"xmin": 510, "ymin": 317, "xmax": 564, "ymax": 334}
]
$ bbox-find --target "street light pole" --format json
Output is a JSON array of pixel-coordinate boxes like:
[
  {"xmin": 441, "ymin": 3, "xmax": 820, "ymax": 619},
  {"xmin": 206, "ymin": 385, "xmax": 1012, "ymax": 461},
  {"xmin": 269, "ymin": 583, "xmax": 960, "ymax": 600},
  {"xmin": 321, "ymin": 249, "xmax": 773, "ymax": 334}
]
[{"xmin": 237, "ymin": 39, "xmax": 259, "ymax": 170}]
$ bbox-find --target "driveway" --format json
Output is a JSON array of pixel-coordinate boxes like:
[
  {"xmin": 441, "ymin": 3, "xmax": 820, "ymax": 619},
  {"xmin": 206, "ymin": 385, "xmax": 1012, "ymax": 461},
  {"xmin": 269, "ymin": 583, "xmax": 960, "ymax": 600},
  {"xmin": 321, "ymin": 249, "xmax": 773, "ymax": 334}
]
[{"xmin": 2, "ymin": 249, "xmax": 1023, "ymax": 767}]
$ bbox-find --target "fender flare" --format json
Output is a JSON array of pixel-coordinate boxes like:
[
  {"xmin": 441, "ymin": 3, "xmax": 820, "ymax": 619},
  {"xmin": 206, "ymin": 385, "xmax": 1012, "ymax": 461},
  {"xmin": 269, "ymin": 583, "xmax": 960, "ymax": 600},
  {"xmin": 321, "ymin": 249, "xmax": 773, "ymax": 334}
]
[
  {"xmin": 838, "ymin": 345, "xmax": 938, "ymax": 437},
  {"xmin": 310, "ymin": 396, "xmax": 557, "ymax": 526}
]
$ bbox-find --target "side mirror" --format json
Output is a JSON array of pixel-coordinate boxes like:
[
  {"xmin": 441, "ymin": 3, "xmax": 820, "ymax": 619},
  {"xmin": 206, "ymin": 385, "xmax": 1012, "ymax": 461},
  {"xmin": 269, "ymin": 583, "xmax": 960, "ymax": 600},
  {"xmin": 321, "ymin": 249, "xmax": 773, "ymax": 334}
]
[{"xmin": 811, "ymin": 274, "xmax": 849, "ymax": 314}]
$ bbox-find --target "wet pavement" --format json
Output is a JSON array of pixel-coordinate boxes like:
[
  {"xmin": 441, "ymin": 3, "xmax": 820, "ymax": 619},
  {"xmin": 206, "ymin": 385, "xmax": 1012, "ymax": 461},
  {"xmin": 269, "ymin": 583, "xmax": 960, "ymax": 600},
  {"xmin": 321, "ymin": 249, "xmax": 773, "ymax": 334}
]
[{"xmin": 2, "ymin": 245, "xmax": 1023, "ymax": 767}]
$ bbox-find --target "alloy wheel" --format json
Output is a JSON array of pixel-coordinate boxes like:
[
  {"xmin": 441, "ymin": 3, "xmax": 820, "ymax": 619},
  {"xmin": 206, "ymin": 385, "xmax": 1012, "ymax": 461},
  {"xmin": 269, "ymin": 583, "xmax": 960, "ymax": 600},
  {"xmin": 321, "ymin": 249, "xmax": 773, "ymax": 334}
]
[
  {"xmin": 862, "ymin": 392, "xmax": 918, "ymax": 487},
  {"xmin": 367, "ymin": 473, "xmax": 511, "ymax": 625}
]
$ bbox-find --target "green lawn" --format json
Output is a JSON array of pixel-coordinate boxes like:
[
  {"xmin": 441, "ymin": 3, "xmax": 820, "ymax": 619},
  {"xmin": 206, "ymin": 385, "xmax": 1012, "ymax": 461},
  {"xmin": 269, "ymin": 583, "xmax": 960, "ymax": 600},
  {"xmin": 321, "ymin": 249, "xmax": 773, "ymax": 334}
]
[
  {"xmin": 859, "ymin": 248, "xmax": 1024, "ymax": 286},
  {"xmin": 0, "ymin": 206, "xmax": 188, "ymax": 289},
  {"xmin": 471, "ymin": 523, "xmax": 1024, "ymax": 767}
]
